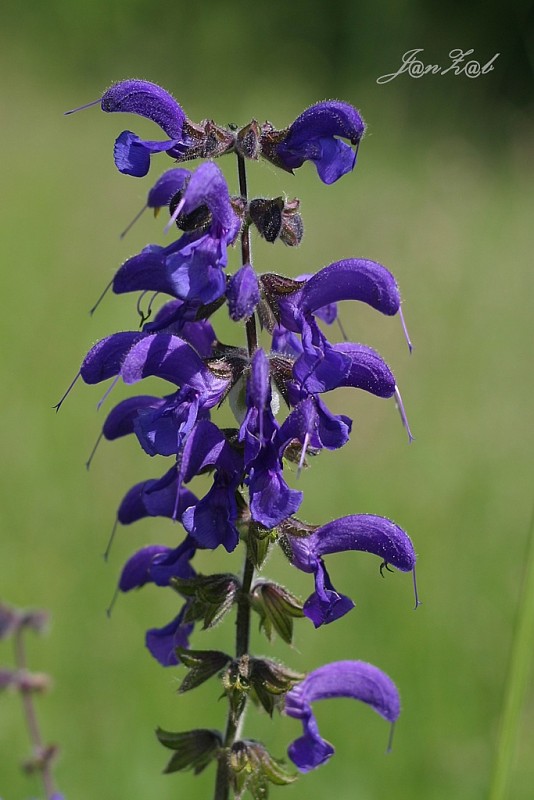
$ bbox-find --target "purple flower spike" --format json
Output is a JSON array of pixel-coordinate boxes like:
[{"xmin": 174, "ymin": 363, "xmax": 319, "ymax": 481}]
[
  {"xmin": 276, "ymin": 101, "xmax": 365, "ymax": 184},
  {"xmin": 286, "ymin": 514, "xmax": 416, "ymax": 626},
  {"xmin": 101, "ymin": 80, "xmax": 189, "ymax": 177},
  {"xmin": 285, "ymin": 660, "xmax": 400, "ymax": 772}
]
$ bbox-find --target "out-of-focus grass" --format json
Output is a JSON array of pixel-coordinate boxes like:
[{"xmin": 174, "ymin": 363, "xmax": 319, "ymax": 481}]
[{"xmin": 1, "ymin": 62, "xmax": 533, "ymax": 800}]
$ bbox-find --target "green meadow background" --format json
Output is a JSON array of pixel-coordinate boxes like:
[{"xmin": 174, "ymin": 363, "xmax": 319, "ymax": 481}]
[{"xmin": 1, "ymin": 2, "xmax": 533, "ymax": 798}]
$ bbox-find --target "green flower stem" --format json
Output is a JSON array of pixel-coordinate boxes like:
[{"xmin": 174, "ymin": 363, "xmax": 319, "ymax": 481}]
[
  {"xmin": 213, "ymin": 153, "xmax": 257, "ymax": 800},
  {"xmin": 213, "ymin": 554, "xmax": 256, "ymax": 800},
  {"xmin": 489, "ymin": 504, "xmax": 534, "ymax": 800}
]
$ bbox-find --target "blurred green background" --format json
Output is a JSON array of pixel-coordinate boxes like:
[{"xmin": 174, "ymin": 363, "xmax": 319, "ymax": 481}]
[{"xmin": 1, "ymin": 1, "xmax": 533, "ymax": 798}]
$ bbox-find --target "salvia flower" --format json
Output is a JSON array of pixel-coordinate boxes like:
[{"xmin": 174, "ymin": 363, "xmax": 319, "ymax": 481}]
[
  {"xmin": 282, "ymin": 514, "xmax": 416, "ymax": 627},
  {"xmin": 67, "ymin": 78, "xmax": 418, "ymax": 798},
  {"xmin": 259, "ymin": 101, "xmax": 365, "ymax": 184},
  {"xmin": 285, "ymin": 660, "xmax": 400, "ymax": 771},
  {"xmin": 101, "ymin": 80, "xmax": 190, "ymax": 176},
  {"xmin": 114, "ymin": 162, "xmax": 241, "ymax": 304}
]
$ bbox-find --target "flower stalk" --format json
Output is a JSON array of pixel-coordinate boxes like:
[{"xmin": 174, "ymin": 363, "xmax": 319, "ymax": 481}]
[
  {"xmin": 0, "ymin": 604, "xmax": 63, "ymax": 800},
  {"xmin": 65, "ymin": 79, "xmax": 418, "ymax": 800}
]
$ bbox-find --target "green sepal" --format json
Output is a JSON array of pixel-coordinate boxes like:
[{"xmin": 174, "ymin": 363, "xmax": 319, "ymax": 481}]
[
  {"xmin": 175, "ymin": 648, "xmax": 232, "ymax": 693},
  {"xmin": 222, "ymin": 656, "xmax": 252, "ymax": 723},
  {"xmin": 156, "ymin": 727, "xmax": 222, "ymax": 775},
  {"xmin": 228, "ymin": 740, "xmax": 297, "ymax": 800},
  {"xmin": 249, "ymin": 659, "xmax": 304, "ymax": 716},
  {"xmin": 171, "ymin": 573, "xmax": 240, "ymax": 629},
  {"xmin": 246, "ymin": 523, "xmax": 278, "ymax": 570},
  {"xmin": 251, "ymin": 582, "xmax": 304, "ymax": 644}
]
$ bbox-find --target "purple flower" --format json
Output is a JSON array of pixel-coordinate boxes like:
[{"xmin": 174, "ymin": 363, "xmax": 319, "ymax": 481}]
[
  {"xmin": 141, "ymin": 299, "xmax": 217, "ymax": 358},
  {"xmin": 285, "ymin": 660, "xmax": 400, "ymax": 771},
  {"xmin": 100, "ymin": 80, "xmax": 191, "ymax": 177},
  {"xmin": 114, "ymin": 162, "xmax": 240, "ymax": 304},
  {"xmin": 146, "ymin": 168, "xmax": 191, "ymax": 210},
  {"xmin": 238, "ymin": 350, "xmax": 303, "ymax": 528},
  {"xmin": 275, "ymin": 102, "xmax": 365, "ymax": 184},
  {"xmin": 182, "ymin": 471, "xmax": 241, "ymax": 552},
  {"xmin": 227, "ymin": 263, "xmax": 260, "ymax": 321},
  {"xmin": 146, "ymin": 606, "xmax": 194, "ymax": 667},
  {"xmin": 82, "ymin": 332, "xmax": 230, "ymax": 407},
  {"xmin": 274, "ymin": 344, "xmax": 396, "ymax": 457},
  {"xmin": 118, "ymin": 538, "xmax": 197, "ymax": 592},
  {"xmin": 284, "ymin": 514, "xmax": 416, "ymax": 627},
  {"xmin": 117, "ymin": 473, "xmax": 197, "ymax": 526}
]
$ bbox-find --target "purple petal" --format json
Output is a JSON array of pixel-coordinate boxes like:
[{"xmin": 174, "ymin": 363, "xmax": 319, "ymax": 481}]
[
  {"xmin": 180, "ymin": 420, "xmax": 243, "ymax": 483},
  {"xmin": 227, "ymin": 263, "xmax": 260, "ymax": 321},
  {"xmin": 278, "ymin": 396, "xmax": 351, "ymax": 453},
  {"xmin": 165, "ymin": 232, "xmax": 228, "ymax": 305},
  {"xmin": 101, "ymin": 80, "xmax": 186, "ymax": 139},
  {"xmin": 292, "ymin": 318, "xmax": 350, "ymax": 393},
  {"xmin": 117, "ymin": 475, "xmax": 197, "ymax": 525},
  {"xmin": 249, "ymin": 453, "xmax": 303, "ymax": 528},
  {"xmin": 277, "ymin": 101, "xmax": 364, "ymax": 184},
  {"xmin": 271, "ymin": 324, "xmax": 303, "ymax": 357},
  {"xmin": 182, "ymin": 473, "xmax": 240, "ymax": 552},
  {"xmin": 120, "ymin": 333, "xmax": 228, "ymax": 402},
  {"xmin": 81, "ymin": 332, "xmax": 144, "ymax": 384},
  {"xmin": 328, "ymin": 343, "xmax": 396, "ymax": 397},
  {"xmin": 315, "ymin": 137, "xmax": 358, "ymax": 184},
  {"xmin": 285, "ymin": 660, "xmax": 400, "ymax": 772},
  {"xmin": 119, "ymin": 545, "xmax": 172, "ymax": 591},
  {"xmin": 293, "ymin": 514, "xmax": 416, "ymax": 573},
  {"xmin": 284, "ymin": 102, "xmax": 364, "ymax": 151},
  {"xmin": 113, "ymin": 131, "xmax": 180, "ymax": 177},
  {"xmin": 113, "ymin": 243, "xmax": 179, "ymax": 296},
  {"xmin": 147, "ymin": 168, "xmax": 191, "ymax": 208},
  {"xmin": 249, "ymin": 348, "xmax": 270, "ymax": 412},
  {"xmin": 146, "ymin": 607, "xmax": 193, "ymax": 667},
  {"xmin": 133, "ymin": 388, "xmax": 200, "ymax": 457},
  {"xmin": 150, "ymin": 536, "xmax": 197, "ymax": 585},
  {"xmin": 302, "ymin": 560, "xmax": 354, "ymax": 627},
  {"xmin": 103, "ymin": 395, "xmax": 163, "ymax": 440},
  {"xmin": 179, "ymin": 162, "xmax": 238, "ymax": 231},
  {"xmin": 300, "ymin": 259, "xmax": 401, "ymax": 317}
]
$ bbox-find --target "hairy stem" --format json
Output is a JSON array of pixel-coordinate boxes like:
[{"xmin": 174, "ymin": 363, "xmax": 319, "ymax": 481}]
[
  {"xmin": 213, "ymin": 154, "xmax": 258, "ymax": 800},
  {"xmin": 13, "ymin": 629, "xmax": 57, "ymax": 800},
  {"xmin": 237, "ymin": 151, "xmax": 257, "ymax": 355}
]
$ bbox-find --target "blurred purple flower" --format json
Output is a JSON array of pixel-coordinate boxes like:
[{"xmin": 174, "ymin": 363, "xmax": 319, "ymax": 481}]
[{"xmin": 285, "ymin": 660, "xmax": 400, "ymax": 771}]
